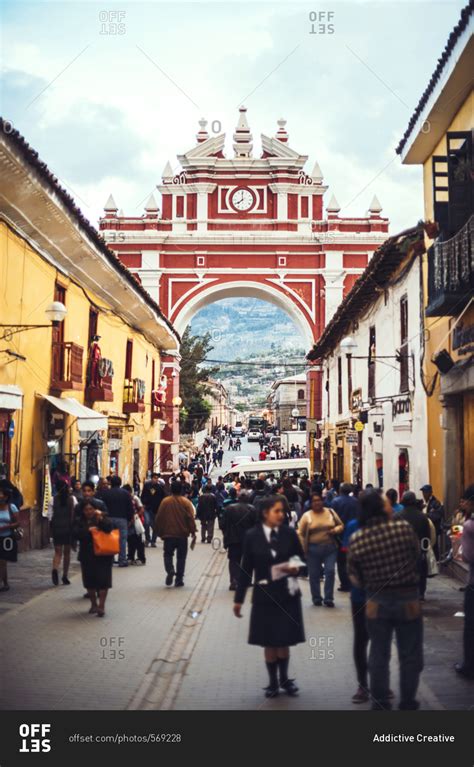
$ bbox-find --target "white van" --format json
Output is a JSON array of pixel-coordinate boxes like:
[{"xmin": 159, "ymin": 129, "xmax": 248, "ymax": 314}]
[{"xmin": 223, "ymin": 457, "xmax": 311, "ymax": 482}]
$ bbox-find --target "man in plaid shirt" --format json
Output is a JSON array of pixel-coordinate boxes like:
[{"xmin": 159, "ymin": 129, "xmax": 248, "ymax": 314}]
[{"xmin": 347, "ymin": 490, "xmax": 423, "ymax": 710}]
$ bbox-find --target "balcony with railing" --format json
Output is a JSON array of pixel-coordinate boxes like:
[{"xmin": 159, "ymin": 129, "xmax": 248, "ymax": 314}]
[
  {"xmin": 426, "ymin": 214, "xmax": 474, "ymax": 317},
  {"xmin": 123, "ymin": 377, "xmax": 145, "ymax": 413},
  {"xmin": 51, "ymin": 342, "xmax": 84, "ymax": 391},
  {"xmin": 85, "ymin": 357, "xmax": 114, "ymax": 403}
]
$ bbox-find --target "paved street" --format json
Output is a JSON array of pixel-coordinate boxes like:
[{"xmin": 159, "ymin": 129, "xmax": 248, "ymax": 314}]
[{"xmin": 0, "ymin": 439, "xmax": 472, "ymax": 711}]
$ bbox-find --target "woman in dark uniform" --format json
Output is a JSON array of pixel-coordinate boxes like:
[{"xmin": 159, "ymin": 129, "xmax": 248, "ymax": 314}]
[
  {"xmin": 233, "ymin": 495, "xmax": 306, "ymax": 698},
  {"xmin": 50, "ymin": 480, "xmax": 76, "ymax": 586},
  {"xmin": 73, "ymin": 499, "xmax": 113, "ymax": 617}
]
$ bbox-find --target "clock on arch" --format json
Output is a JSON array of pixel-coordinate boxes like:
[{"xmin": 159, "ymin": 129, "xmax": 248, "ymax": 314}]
[{"xmin": 229, "ymin": 187, "xmax": 255, "ymax": 212}]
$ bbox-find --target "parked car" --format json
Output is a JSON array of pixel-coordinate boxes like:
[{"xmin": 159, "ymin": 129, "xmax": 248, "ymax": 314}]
[{"xmin": 247, "ymin": 429, "xmax": 262, "ymax": 442}]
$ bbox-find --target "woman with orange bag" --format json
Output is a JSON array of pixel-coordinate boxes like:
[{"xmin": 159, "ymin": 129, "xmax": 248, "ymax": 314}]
[{"xmin": 73, "ymin": 499, "xmax": 114, "ymax": 617}]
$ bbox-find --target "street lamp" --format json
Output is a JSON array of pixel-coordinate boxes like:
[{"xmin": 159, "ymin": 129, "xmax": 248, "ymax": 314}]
[
  {"xmin": 172, "ymin": 396, "xmax": 182, "ymax": 407},
  {"xmin": 340, "ymin": 336, "xmax": 358, "ymax": 354},
  {"xmin": 1, "ymin": 301, "xmax": 67, "ymax": 340},
  {"xmin": 340, "ymin": 334, "xmax": 409, "ymax": 362}
]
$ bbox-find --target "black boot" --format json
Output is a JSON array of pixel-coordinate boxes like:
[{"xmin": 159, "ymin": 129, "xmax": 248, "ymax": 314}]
[
  {"xmin": 264, "ymin": 661, "xmax": 279, "ymax": 697},
  {"xmin": 278, "ymin": 657, "xmax": 299, "ymax": 696},
  {"xmin": 52, "ymin": 569, "xmax": 59, "ymax": 586}
]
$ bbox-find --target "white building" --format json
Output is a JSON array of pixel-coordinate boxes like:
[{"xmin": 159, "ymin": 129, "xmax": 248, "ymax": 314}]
[
  {"xmin": 307, "ymin": 225, "xmax": 429, "ymax": 496},
  {"xmin": 269, "ymin": 373, "xmax": 307, "ymax": 432}
]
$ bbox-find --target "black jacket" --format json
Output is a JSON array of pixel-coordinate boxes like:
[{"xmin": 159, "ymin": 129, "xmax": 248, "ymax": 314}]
[
  {"xmin": 196, "ymin": 493, "xmax": 218, "ymax": 521},
  {"xmin": 396, "ymin": 506, "xmax": 431, "ymax": 546},
  {"xmin": 140, "ymin": 481, "xmax": 166, "ymax": 514},
  {"xmin": 73, "ymin": 511, "xmax": 113, "ymax": 563},
  {"xmin": 235, "ymin": 524, "xmax": 305, "ymax": 605},
  {"xmin": 223, "ymin": 501, "xmax": 257, "ymax": 547},
  {"xmin": 426, "ymin": 496, "xmax": 444, "ymax": 533},
  {"xmin": 97, "ymin": 488, "xmax": 133, "ymax": 522}
]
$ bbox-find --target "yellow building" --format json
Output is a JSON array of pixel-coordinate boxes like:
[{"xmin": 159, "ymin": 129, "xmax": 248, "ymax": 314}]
[
  {"xmin": 397, "ymin": 4, "xmax": 473, "ymax": 513},
  {"xmin": 0, "ymin": 122, "xmax": 180, "ymax": 547}
]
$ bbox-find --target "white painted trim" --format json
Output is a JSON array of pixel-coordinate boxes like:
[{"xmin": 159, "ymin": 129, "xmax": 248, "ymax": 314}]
[{"xmin": 172, "ymin": 279, "xmax": 315, "ymax": 347}]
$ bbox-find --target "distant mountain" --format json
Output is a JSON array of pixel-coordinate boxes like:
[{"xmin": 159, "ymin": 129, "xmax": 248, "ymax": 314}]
[
  {"xmin": 190, "ymin": 297, "xmax": 306, "ymax": 360},
  {"xmin": 190, "ymin": 298, "xmax": 307, "ymax": 406}
]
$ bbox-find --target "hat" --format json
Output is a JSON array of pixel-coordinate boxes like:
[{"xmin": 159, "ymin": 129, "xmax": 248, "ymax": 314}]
[
  {"xmin": 461, "ymin": 484, "xmax": 474, "ymax": 502},
  {"xmin": 402, "ymin": 491, "xmax": 418, "ymax": 506},
  {"xmin": 420, "ymin": 484, "xmax": 432, "ymax": 493}
]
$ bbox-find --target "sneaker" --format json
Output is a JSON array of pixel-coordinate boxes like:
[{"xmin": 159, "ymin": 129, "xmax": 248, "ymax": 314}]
[
  {"xmin": 312, "ymin": 599, "xmax": 323, "ymax": 606},
  {"xmin": 118, "ymin": 562, "xmax": 129, "ymax": 568},
  {"xmin": 175, "ymin": 579, "xmax": 184, "ymax": 587},
  {"xmin": 352, "ymin": 686, "xmax": 369, "ymax": 704},
  {"xmin": 324, "ymin": 600, "xmax": 335, "ymax": 608},
  {"xmin": 165, "ymin": 572, "xmax": 174, "ymax": 586}
]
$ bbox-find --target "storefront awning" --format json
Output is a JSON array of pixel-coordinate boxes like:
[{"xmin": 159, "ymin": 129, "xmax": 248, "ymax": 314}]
[
  {"xmin": 40, "ymin": 394, "xmax": 108, "ymax": 432},
  {"xmin": 0, "ymin": 385, "xmax": 23, "ymax": 411},
  {"xmin": 152, "ymin": 439, "xmax": 178, "ymax": 445}
]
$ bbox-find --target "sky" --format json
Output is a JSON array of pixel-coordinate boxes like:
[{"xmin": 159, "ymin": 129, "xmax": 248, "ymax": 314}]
[{"xmin": 0, "ymin": 0, "xmax": 467, "ymax": 234}]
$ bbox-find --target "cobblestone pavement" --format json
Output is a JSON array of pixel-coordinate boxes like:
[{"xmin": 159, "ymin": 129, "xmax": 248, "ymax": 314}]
[{"xmin": 0, "ymin": 533, "xmax": 472, "ymax": 710}]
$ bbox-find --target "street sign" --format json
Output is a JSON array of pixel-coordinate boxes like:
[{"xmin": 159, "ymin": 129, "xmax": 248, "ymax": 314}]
[
  {"xmin": 346, "ymin": 430, "xmax": 358, "ymax": 444},
  {"xmin": 354, "ymin": 420, "xmax": 364, "ymax": 432}
]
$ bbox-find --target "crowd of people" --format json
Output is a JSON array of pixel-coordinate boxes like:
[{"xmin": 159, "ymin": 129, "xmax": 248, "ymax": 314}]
[{"xmin": 0, "ymin": 443, "xmax": 473, "ymax": 708}]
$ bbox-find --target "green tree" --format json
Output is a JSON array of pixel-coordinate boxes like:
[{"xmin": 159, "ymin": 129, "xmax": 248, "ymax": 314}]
[{"xmin": 179, "ymin": 328, "xmax": 219, "ymax": 433}]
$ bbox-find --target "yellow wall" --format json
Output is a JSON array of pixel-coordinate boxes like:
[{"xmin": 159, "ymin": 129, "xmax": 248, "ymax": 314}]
[
  {"xmin": 421, "ymin": 91, "xmax": 474, "ymax": 499},
  {"xmin": 0, "ymin": 221, "xmax": 164, "ymax": 508}
]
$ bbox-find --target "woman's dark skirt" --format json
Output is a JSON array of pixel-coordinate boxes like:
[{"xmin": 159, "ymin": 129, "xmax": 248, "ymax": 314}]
[
  {"xmin": 0, "ymin": 536, "xmax": 18, "ymax": 562},
  {"xmin": 52, "ymin": 533, "xmax": 73, "ymax": 547},
  {"xmin": 81, "ymin": 555, "xmax": 113, "ymax": 590},
  {"xmin": 248, "ymin": 593, "xmax": 305, "ymax": 647}
]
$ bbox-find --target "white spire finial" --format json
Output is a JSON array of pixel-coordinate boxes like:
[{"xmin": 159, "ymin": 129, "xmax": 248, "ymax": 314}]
[
  {"xmin": 326, "ymin": 194, "xmax": 340, "ymax": 213},
  {"xmin": 104, "ymin": 193, "xmax": 117, "ymax": 212},
  {"xmin": 162, "ymin": 160, "xmax": 174, "ymax": 182},
  {"xmin": 276, "ymin": 117, "xmax": 288, "ymax": 143},
  {"xmin": 233, "ymin": 105, "xmax": 253, "ymax": 158},
  {"xmin": 311, "ymin": 161, "xmax": 323, "ymax": 184},
  {"xmin": 196, "ymin": 117, "xmax": 209, "ymax": 144},
  {"xmin": 369, "ymin": 194, "xmax": 382, "ymax": 214},
  {"xmin": 145, "ymin": 193, "xmax": 159, "ymax": 212}
]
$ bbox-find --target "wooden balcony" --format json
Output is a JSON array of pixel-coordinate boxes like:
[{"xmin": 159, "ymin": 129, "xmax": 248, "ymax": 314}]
[
  {"xmin": 123, "ymin": 377, "xmax": 145, "ymax": 414},
  {"xmin": 51, "ymin": 342, "xmax": 83, "ymax": 391},
  {"xmin": 426, "ymin": 215, "xmax": 473, "ymax": 317},
  {"xmin": 85, "ymin": 376, "xmax": 114, "ymax": 403}
]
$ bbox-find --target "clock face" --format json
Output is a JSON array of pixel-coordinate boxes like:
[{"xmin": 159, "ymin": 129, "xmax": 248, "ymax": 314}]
[{"xmin": 231, "ymin": 188, "xmax": 254, "ymax": 211}]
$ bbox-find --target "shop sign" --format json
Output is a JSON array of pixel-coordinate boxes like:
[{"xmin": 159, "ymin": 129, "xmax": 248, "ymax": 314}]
[
  {"xmin": 452, "ymin": 322, "xmax": 474, "ymax": 355},
  {"xmin": 108, "ymin": 438, "xmax": 122, "ymax": 452},
  {"xmin": 392, "ymin": 396, "xmax": 412, "ymax": 420},
  {"xmin": 354, "ymin": 420, "xmax": 364, "ymax": 432},
  {"xmin": 346, "ymin": 429, "xmax": 358, "ymax": 445},
  {"xmin": 351, "ymin": 388, "xmax": 363, "ymax": 412}
]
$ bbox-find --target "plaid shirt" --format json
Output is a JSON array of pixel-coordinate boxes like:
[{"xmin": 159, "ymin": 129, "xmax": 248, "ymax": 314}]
[{"xmin": 347, "ymin": 517, "xmax": 419, "ymax": 593}]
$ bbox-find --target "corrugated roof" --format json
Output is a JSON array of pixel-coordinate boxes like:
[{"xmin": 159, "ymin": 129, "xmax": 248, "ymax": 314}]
[
  {"xmin": 396, "ymin": 1, "xmax": 474, "ymax": 155},
  {"xmin": 306, "ymin": 225, "xmax": 425, "ymax": 360},
  {"xmin": 0, "ymin": 118, "xmax": 180, "ymax": 343}
]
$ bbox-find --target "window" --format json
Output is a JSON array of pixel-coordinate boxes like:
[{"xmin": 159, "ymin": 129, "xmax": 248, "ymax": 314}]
[
  {"xmin": 176, "ymin": 196, "xmax": 184, "ymax": 218},
  {"xmin": 88, "ymin": 308, "xmax": 98, "ymax": 345},
  {"xmin": 347, "ymin": 353, "xmax": 352, "ymax": 409},
  {"xmin": 337, "ymin": 357, "xmax": 342, "ymax": 414},
  {"xmin": 432, "ymin": 131, "xmax": 473, "ymax": 237},
  {"xmin": 400, "ymin": 296, "xmax": 409, "ymax": 393},
  {"xmin": 301, "ymin": 197, "xmax": 309, "ymax": 218},
  {"xmin": 368, "ymin": 326, "xmax": 376, "ymax": 399},
  {"xmin": 297, "ymin": 388, "xmax": 305, "ymax": 400},
  {"xmin": 125, "ymin": 339, "xmax": 133, "ymax": 380}
]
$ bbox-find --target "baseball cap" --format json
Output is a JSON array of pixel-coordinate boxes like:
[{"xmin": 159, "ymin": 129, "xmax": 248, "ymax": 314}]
[{"xmin": 420, "ymin": 484, "xmax": 432, "ymax": 493}]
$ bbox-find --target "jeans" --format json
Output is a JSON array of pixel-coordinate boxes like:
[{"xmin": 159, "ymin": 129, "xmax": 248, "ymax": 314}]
[
  {"xmin": 352, "ymin": 599, "xmax": 369, "ymax": 688},
  {"xmin": 227, "ymin": 542, "xmax": 243, "ymax": 587},
  {"xmin": 163, "ymin": 537, "xmax": 188, "ymax": 581},
  {"xmin": 366, "ymin": 589, "xmax": 423, "ymax": 710},
  {"xmin": 110, "ymin": 517, "xmax": 128, "ymax": 565},
  {"xmin": 337, "ymin": 549, "xmax": 351, "ymax": 590},
  {"xmin": 307, "ymin": 542, "xmax": 338, "ymax": 602},
  {"xmin": 200, "ymin": 519, "xmax": 215, "ymax": 543},
  {"xmin": 128, "ymin": 533, "xmax": 146, "ymax": 564},
  {"xmin": 144, "ymin": 509, "xmax": 157, "ymax": 544},
  {"xmin": 463, "ymin": 584, "xmax": 474, "ymax": 672}
]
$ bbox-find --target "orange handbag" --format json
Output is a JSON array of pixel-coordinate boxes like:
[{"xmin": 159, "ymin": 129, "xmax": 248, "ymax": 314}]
[{"xmin": 90, "ymin": 526, "xmax": 120, "ymax": 556}]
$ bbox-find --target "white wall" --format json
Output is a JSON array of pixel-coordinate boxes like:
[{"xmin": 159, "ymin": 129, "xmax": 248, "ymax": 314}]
[{"xmin": 324, "ymin": 256, "xmax": 428, "ymax": 493}]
